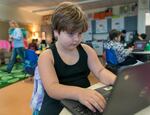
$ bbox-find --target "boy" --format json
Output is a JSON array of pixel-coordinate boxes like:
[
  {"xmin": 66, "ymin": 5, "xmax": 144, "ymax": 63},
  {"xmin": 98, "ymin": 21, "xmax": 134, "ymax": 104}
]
[{"xmin": 38, "ymin": 2, "xmax": 116, "ymax": 115}]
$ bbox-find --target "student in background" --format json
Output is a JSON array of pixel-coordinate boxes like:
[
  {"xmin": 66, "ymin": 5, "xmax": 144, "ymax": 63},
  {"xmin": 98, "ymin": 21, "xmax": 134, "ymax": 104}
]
[
  {"xmin": 28, "ymin": 39, "xmax": 38, "ymax": 51},
  {"xmin": 134, "ymin": 33, "xmax": 144, "ymax": 41},
  {"xmin": 133, "ymin": 33, "xmax": 148, "ymax": 62},
  {"xmin": 38, "ymin": 2, "xmax": 116, "ymax": 115},
  {"xmin": 104, "ymin": 29, "xmax": 137, "ymax": 66},
  {"xmin": 5, "ymin": 20, "xmax": 25, "ymax": 73},
  {"xmin": 38, "ymin": 39, "xmax": 47, "ymax": 51},
  {"xmin": 140, "ymin": 33, "xmax": 147, "ymax": 40},
  {"xmin": 129, "ymin": 32, "xmax": 147, "ymax": 48}
]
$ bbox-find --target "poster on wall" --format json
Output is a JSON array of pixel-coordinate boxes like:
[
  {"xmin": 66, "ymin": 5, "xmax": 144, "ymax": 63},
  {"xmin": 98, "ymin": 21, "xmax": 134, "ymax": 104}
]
[
  {"xmin": 96, "ymin": 19, "xmax": 108, "ymax": 33},
  {"xmin": 112, "ymin": 17, "xmax": 124, "ymax": 31}
]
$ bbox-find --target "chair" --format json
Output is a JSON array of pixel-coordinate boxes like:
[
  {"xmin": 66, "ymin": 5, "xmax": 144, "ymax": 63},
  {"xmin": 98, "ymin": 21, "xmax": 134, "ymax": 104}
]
[
  {"xmin": 24, "ymin": 49, "xmax": 38, "ymax": 76},
  {"xmin": 105, "ymin": 48, "xmax": 119, "ymax": 74},
  {"xmin": 106, "ymin": 48, "xmax": 118, "ymax": 65}
]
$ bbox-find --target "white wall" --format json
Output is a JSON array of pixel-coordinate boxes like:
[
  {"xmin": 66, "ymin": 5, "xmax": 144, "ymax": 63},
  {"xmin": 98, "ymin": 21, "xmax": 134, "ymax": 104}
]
[
  {"xmin": 146, "ymin": 13, "xmax": 150, "ymax": 26},
  {"xmin": 0, "ymin": 4, "xmax": 42, "ymax": 27},
  {"xmin": 137, "ymin": 0, "xmax": 150, "ymax": 33}
]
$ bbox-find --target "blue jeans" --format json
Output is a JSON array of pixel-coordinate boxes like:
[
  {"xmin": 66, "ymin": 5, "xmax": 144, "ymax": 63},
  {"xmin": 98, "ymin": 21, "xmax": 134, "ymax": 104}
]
[
  {"xmin": 33, "ymin": 109, "xmax": 39, "ymax": 115},
  {"xmin": 7, "ymin": 47, "xmax": 25, "ymax": 72}
]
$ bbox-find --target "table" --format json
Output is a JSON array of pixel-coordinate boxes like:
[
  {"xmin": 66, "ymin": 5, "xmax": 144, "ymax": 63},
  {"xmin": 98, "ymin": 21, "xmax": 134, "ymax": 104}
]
[
  {"xmin": 59, "ymin": 82, "xmax": 150, "ymax": 115},
  {"xmin": 132, "ymin": 51, "xmax": 150, "ymax": 62},
  {"xmin": 132, "ymin": 51, "xmax": 150, "ymax": 55}
]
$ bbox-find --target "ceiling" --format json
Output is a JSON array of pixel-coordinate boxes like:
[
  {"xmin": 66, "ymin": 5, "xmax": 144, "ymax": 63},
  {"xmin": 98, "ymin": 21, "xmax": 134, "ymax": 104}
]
[{"xmin": 0, "ymin": 0, "xmax": 138, "ymax": 15}]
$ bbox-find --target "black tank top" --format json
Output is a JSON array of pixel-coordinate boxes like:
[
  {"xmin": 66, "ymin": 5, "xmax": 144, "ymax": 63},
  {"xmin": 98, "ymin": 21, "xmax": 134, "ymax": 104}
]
[{"xmin": 39, "ymin": 43, "xmax": 90, "ymax": 115}]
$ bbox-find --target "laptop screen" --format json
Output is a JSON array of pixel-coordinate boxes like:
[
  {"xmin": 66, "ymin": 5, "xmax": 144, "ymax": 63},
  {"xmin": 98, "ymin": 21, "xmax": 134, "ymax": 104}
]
[
  {"xmin": 137, "ymin": 43, "xmax": 143, "ymax": 48},
  {"xmin": 104, "ymin": 62, "xmax": 150, "ymax": 115},
  {"xmin": 134, "ymin": 40, "xmax": 147, "ymax": 51}
]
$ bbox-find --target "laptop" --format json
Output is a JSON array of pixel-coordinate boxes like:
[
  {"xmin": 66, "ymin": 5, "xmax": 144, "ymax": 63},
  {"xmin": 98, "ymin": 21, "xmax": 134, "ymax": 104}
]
[
  {"xmin": 133, "ymin": 40, "xmax": 147, "ymax": 52},
  {"xmin": 61, "ymin": 63, "xmax": 150, "ymax": 115}
]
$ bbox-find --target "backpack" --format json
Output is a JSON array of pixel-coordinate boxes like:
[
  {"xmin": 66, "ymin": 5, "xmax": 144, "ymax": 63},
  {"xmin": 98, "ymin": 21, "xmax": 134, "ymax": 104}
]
[
  {"xmin": 24, "ymin": 49, "xmax": 38, "ymax": 75},
  {"xmin": 105, "ymin": 48, "xmax": 119, "ymax": 74},
  {"xmin": 106, "ymin": 48, "xmax": 118, "ymax": 65},
  {"xmin": 30, "ymin": 66, "xmax": 44, "ymax": 111}
]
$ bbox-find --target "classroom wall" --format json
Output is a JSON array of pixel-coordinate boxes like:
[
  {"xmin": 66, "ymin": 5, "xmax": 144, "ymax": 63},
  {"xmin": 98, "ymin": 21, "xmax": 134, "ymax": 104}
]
[
  {"xmin": 0, "ymin": 20, "xmax": 35, "ymax": 40},
  {"xmin": 0, "ymin": 4, "xmax": 42, "ymax": 25},
  {"xmin": 0, "ymin": 4, "xmax": 42, "ymax": 40},
  {"xmin": 0, "ymin": 21, "xmax": 9, "ymax": 39},
  {"xmin": 137, "ymin": 0, "xmax": 150, "ymax": 34}
]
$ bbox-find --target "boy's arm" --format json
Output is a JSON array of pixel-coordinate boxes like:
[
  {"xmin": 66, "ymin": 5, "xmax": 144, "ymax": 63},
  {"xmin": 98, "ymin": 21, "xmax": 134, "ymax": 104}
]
[{"xmin": 82, "ymin": 44, "xmax": 116, "ymax": 85}]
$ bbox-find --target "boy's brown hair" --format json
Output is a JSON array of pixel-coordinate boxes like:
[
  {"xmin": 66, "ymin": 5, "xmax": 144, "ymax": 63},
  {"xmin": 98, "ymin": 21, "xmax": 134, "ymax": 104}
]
[
  {"xmin": 109, "ymin": 29, "xmax": 121, "ymax": 40},
  {"xmin": 51, "ymin": 2, "xmax": 88, "ymax": 34}
]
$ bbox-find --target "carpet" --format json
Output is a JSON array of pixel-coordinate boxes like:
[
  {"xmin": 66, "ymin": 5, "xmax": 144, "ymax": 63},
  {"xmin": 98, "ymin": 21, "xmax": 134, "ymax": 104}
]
[{"xmin": 0, "ymin": 63, "xmax": 29, "ymax": 88}]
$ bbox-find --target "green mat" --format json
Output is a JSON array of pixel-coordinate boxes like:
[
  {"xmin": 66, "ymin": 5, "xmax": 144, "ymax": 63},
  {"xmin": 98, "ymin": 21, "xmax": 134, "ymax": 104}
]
[{"xmin": 0, "ymin": 63, "xmax": 29, "ymax": 89}]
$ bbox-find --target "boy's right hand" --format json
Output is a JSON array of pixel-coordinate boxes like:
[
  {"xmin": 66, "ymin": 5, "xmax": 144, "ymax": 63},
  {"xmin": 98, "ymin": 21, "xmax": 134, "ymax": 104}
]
[{"xmin": 78, "ymin": 88, "xmax": 106, "ymax": 113}]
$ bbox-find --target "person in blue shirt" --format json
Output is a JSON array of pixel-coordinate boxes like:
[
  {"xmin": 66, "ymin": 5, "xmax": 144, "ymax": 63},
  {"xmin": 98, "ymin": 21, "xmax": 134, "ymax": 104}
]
[{"xmin": 6, "ymin": 20, "xmax": 25, "ymax": 73}]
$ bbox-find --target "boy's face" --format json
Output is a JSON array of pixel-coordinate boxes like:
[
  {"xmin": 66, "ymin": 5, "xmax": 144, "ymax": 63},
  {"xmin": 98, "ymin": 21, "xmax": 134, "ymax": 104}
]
[
  {"xmin": 9, "ymin": 22, "xmax": 15, "ymax": 28},
  {"xmin": 116, "ymin": 35, "xmax": 121, "ymax": 42},
  {"xmin": 55, "ymin": 30, "xmax": 83, "ymax": 50}
]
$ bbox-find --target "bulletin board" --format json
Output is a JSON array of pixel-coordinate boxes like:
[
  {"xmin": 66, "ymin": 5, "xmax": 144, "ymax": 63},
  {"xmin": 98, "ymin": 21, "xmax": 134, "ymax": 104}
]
[
  {"xmin": 83, "ymin": 16, "xmax": 137, "ymax": 56},
  {"xmin": 92, "ymin": 15, "xmax": 137, "ymax": 40}
]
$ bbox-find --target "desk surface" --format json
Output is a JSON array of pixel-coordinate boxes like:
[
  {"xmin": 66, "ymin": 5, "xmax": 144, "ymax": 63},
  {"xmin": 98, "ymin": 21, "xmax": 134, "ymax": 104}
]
[
  {"xmin": 132, "ymin": 51, "xmax": 150, "ymax": 54},
  {"xmin": 59, "ymin": 82, "xmax": 150, "ymax": 115}
]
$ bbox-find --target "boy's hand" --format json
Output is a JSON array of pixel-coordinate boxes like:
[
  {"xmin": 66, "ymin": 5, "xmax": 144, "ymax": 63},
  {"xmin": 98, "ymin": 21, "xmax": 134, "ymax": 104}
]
[{"xmin": 78, "ymin": 88, "xmax": 106, "ymax": 113}]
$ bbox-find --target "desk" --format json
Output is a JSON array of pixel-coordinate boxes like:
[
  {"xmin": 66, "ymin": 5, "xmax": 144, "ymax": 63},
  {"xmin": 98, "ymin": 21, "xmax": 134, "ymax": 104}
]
[
  {"xmin": 132, "ymin": 51, "xmax": 150, "ymax": 62},
  {"xmin": 132, "ymin": 51, "xmax": 150, "ymax": 55},
  {"xmin": 59, "ymin": 82, "xmax": 150, "ymax": 115}
]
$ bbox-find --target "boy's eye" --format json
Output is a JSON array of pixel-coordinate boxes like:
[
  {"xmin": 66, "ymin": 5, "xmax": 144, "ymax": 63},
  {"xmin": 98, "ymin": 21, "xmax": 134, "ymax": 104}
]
[
  {"xmin": 67, "ymin": 33, "xmax": 75, "ymax": 37},
  {"xmin": 67, "ymin": 32, "xmax": 82, "ymax": 37},
  {"xmin": 68, "ymin": 32, "xmax": 74, "ymax": 36}
]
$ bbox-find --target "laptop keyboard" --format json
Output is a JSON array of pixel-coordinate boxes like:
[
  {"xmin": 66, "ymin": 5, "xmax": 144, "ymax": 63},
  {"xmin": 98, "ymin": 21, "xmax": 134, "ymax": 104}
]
[
  {"xmin": 72, "ymin": 102, "xmax": 101, "ymax": 115},
  {"xmin": 133, "ymin": 49, "xmax": 144, "ymax": 52},
  {"xmin": 61, "ymin": 86, "xmax": 113, "ymax": 115}
]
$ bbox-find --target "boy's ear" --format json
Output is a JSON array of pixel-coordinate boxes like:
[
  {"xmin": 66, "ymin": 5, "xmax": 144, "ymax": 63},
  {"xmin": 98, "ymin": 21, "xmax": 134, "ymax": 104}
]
[{"xmin": 54, "ymin": 30, "xmax": 58, "ymax": 38}]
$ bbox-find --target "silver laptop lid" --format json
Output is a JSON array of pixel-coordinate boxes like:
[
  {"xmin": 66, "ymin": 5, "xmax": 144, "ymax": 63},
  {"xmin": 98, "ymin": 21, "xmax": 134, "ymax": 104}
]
[{"xmin": 104, "ymin": 63, "xmax": 150, "ymax": 115}]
